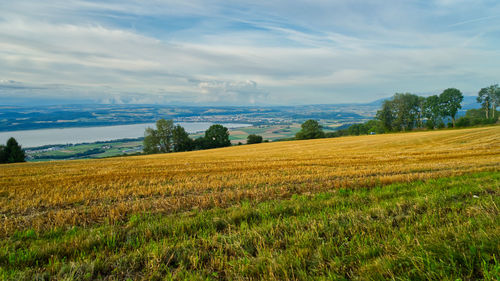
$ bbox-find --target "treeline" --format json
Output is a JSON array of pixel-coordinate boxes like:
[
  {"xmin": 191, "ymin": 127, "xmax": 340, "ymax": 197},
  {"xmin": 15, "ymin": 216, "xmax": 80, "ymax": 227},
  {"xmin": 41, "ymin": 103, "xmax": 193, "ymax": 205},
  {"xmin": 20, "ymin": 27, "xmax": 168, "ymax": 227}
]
[
  {"xmin": 337, "ymin": 85, "xmax": 499, "ymax": 136},
  {"xmin": 291, "ymin": 84, "xmax": 499, "ymax": 140},
  {"xmin": 0, "ymin": 138, "xmax": 26, "ymax": 164},
  {"xmin": 377, "ymin": 88, "xmax": 464, "ymax": 131},
  {"xmin": 143, "ymin": 119, "xmax": 232, "ymax": 154}
]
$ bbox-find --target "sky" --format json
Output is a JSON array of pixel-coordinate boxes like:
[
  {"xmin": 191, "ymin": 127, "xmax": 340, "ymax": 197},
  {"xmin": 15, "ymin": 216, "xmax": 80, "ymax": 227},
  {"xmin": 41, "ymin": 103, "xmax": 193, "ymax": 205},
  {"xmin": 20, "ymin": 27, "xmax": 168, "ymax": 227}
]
[{"xmin": 0, "ymin": 0, "xmax": 499, "ymax": 106}]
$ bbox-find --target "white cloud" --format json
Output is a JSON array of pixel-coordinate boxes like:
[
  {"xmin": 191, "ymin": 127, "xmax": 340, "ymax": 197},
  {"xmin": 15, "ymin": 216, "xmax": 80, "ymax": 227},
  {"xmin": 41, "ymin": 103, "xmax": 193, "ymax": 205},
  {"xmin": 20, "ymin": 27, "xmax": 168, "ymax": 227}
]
[
  {"xmin": 0, "ymin": 0, "xmax": 499, "ymax": 105},
  {"xmin": 194, "ymin": 79, "xmax": 267, "ymax": 104}
]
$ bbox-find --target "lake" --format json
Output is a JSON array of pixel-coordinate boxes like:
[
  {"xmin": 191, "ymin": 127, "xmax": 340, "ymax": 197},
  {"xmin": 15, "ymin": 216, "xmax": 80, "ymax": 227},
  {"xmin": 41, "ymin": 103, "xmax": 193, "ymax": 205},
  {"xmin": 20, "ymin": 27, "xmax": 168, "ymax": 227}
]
[{"xmin": 0, "ymin": 122, "xmax": 252, "ymax": 148}]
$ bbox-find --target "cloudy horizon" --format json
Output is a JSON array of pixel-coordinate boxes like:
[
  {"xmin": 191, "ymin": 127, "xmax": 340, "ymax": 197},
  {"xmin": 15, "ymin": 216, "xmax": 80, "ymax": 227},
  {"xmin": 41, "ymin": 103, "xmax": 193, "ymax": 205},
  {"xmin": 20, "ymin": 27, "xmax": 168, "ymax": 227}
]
[{"xmin": 1, "ymin": 0, "xmax": 499, "ymax": 106}]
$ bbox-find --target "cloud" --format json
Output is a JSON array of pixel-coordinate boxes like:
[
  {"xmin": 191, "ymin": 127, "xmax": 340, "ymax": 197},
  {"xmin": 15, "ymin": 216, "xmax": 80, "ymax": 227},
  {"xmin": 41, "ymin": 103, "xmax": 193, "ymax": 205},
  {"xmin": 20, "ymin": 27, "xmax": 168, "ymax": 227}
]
[
  {"xmin": 192, "ymin": 79, "xmax": 268, "ymax": 104},
  {"xmin": 0, "ymin": 0, "xmax": 500, "ymax": 105},
  {"xmin": 0, "ymin": 80, "xmax": 44, "ymax": 90}
]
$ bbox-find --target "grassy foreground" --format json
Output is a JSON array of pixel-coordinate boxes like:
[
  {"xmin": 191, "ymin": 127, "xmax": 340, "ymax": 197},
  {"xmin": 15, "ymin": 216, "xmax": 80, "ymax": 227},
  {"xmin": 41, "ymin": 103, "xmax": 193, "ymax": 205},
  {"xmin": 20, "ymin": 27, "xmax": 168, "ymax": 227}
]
[{"xmin": 1, "ymin": 172, "xmax": 499, "ymax": 280}]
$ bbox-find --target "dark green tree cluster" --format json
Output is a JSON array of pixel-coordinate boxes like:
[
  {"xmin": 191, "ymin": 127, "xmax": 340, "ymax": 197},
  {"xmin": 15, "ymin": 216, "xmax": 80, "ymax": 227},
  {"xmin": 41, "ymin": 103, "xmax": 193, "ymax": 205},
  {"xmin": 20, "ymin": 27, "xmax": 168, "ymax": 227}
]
[
  {"xmin": 143, "ymin": 119, "xmax": 191, "ymax": 154},
  {"xmin": 143, "ymin": 120, "xmax": 231, "ymax": 154},
  {"xmin": 276, "ymin": 85, "xmax": 498, "ymax": 143},
  {"xmin": 295, "ymin": 120, "xmax": 325, "ymax": 140},
  {"xmin": 0, "ymin": 137, "xmax": 26, "ymax": 164},
  {"xmin": 246, "ymin": 134, "xmax": 263, "ymax": 144},
  {"xmin": 325, "ymin": 120, "xmax": 386, "ymax": 137},
  {"xmin": 343, "ymin": 84, "xmax": 498, "ymax": 136},
  {"xmin": 455, "ymin": 108, "xmax": 499, "ymax": 127},
  {"xmin": 376, "ymin": 89, "xmax": 464, "ymax": 131},
  {"xmin": 172, "ymin": 125, "xmax": 193, "ymax": 152},
  {"xmin": 198, "ymin": 124, "xmax": 231, "ymax": 149},
  {"xmin": 447, "ymin": 84, "xmax": 499, "ymax": 127}
]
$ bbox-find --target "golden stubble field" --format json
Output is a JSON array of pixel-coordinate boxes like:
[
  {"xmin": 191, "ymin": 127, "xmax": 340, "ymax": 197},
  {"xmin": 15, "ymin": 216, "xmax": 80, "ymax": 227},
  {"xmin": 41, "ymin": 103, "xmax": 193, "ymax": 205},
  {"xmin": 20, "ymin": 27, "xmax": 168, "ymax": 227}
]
[{"xmin": 1, "ymin": 126, "xmax": 499, "ymax": 236}]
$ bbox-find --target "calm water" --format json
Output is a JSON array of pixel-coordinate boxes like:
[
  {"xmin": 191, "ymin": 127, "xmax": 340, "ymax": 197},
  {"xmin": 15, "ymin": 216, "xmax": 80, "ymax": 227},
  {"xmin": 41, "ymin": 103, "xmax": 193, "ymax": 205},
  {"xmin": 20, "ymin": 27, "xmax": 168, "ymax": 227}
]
[{"xmin": 0, "ymin": 122, "xmax": 251, "ymax": 148}]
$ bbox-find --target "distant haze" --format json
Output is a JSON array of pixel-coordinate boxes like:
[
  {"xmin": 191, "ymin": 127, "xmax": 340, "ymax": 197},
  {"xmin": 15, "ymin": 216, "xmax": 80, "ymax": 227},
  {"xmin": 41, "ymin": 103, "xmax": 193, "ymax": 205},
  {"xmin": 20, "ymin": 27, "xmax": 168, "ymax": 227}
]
[{"xmin": 1, "ymin": 1, "xmax": 499, "ymax": 106}]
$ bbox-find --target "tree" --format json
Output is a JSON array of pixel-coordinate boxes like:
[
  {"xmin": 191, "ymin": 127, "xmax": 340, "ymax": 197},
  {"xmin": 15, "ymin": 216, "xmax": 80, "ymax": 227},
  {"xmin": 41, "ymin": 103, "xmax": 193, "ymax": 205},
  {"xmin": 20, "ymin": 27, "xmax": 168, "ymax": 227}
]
[
  {"xmin": 247, "ymin": 134, "xmax": 263, "ymax": 144},
  {"xmin": 172, "ymin": 125, "xmax": 194, "ymax": 152},
  {"xmin": 143, "ymin": 119, "xmax": 176, "ymax": 154},
  {"xmin": 423, "ymin": 95, "xmax": 442, "ymax": 129},
  {"xmin": 204, "ymin": 124, "xmax": 231, "ymax": 148},
  {"xmin": 417, "ymin": 96, "xmax": 426, "ymax": 128},
  {"xmin": 456, "ymin": 107, "xmax": 499, "ymax": 127},
  {"xmin": 466, "ymin": 108, "xmax": 497, "ymax": 124},
  {"xmin": 439, "ymin": 88, "xmax": 463, "ymax": 127},
  {"xmin": 477, "ymin": 87, "xmax": 491, "ymax": 119},
  {"xmin": 365, "ymin": 120, "xmax": 385, "ymax": 134},
  {"xmin": 376, "ymin": 93, "xmax": 420, "ymax": 132},
  {"xmin": 143, "ymin": 127, "xmax": 160, "ymax": 154},
  {"xmin": 3, "ymin": 137, "xmax": 26, "ymax": 163},
  {"xmin": 156, "ymin": 119, "xmax": 174, "ymax": 153},
  {"xmin": 295, "ymin": 120, "xmax": 325, "ymax": 139},
  {"xmin": 392, "ymin": 93, "xmax": 420, "ymax": 131},
  {"xmin": 194, "ymin": 137, "xmax": 209, "ymax": 150},
  {"xmin": 376, "ymin": 100, "xmax": 395, "ymax": 132},
  {"xmin": 0, "ymin": 145, "xmax": 7, "ymax": 163},
  {"xmin": 486, "ymin": 84, "xmax": 500, "ymax": 119},
  {"xmin": 346, "ymin": 124, "xmax": 368, "ymax": 135},
  {"xmin": 477, "ymin": 84, "xmax": 500, "ymax": 119}
]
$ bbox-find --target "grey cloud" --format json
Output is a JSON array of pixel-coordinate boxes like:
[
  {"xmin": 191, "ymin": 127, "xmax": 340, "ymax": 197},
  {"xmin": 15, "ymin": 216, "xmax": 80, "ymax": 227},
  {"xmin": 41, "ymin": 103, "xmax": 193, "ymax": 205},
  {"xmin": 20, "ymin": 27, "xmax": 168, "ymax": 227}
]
[
  {"xmin": 0, "ymin": 80, "xmax": 50, "ymax": 90},
  {"xmin": 193, "ymin": 79, "xmax": 268, "ymax": 104}
]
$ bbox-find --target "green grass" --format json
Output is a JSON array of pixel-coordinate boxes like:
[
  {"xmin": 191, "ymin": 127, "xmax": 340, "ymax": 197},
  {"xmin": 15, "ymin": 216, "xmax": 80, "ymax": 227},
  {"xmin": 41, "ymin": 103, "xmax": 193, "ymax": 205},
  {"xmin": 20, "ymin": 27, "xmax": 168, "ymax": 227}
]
[{"xmin": 1, "ymin": 172, "xmax": 498, "ymax": 280}]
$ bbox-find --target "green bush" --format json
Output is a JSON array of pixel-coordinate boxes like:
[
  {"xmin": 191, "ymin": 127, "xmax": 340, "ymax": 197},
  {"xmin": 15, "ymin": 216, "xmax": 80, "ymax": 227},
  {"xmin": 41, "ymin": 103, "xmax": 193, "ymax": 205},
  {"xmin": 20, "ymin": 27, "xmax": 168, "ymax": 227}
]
[{"xmin": 247, "ymin": 134, "xmax": 263, "ymax": 144}]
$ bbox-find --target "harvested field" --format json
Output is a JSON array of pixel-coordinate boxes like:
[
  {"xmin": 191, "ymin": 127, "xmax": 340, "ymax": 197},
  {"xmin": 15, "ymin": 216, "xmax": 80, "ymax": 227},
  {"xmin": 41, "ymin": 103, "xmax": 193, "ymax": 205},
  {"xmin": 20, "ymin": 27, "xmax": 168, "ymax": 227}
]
[{"xmin": 1, "ymin": 126, "xmax": 499, "ymax": 236}]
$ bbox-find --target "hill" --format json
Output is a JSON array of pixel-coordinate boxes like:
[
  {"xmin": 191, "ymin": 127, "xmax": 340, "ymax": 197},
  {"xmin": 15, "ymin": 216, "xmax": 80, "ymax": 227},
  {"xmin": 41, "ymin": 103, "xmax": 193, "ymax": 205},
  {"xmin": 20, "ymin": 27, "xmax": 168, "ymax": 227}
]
[{"xmin": 0, "ymin": 126, "xmax": 499, "ymax": 280}]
